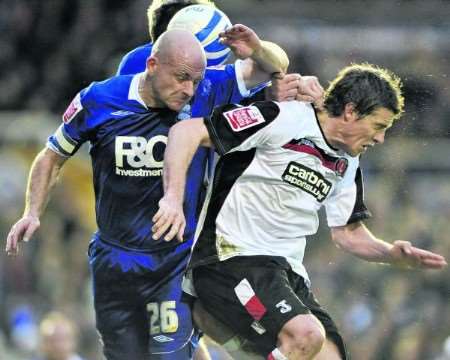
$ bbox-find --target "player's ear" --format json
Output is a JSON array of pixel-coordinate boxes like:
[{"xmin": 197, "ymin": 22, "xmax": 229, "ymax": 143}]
[
  {"xmin": 343, "ymin": 103, "xmax": 358, "ymax": 122},
  {"xmin": 146, "ymin": 56, "xmax": 158, "ymax": 74}
]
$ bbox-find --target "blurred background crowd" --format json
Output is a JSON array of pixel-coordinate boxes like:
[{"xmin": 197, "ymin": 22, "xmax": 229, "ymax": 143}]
[{"xmin": 0, "ymin": 0, "xmax": 449, "ymax": 359}]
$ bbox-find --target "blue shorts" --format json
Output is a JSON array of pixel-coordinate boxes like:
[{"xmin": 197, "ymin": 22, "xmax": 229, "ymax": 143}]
[{"xmin": 88, "ymin": 238, "xmax": 198, "ymax": 359}]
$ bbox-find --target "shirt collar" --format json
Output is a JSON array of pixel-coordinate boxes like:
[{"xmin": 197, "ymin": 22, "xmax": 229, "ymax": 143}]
[{"xmin": 128, "ymin": 72, "xmax": 148, "ymax": 108}]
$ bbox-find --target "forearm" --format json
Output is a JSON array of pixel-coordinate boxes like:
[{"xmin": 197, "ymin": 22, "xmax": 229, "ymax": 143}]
[
  {"xmin": 252, "ymin": 40, "xmax": 289, "ymax": 75},
  {"xmin": 164, "ymin": 119, "xmax": 209, "ymax": 202},
  {"xmin": 331, "ymin": 222, "xmax": 394, "ymax": 264},
  {"xmin": 24, "ymin": 148, "xmax": 66, "ymax": 218}
]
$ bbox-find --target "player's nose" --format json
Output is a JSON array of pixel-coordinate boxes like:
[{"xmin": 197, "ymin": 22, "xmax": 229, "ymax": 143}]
[
  {"xmin": 182, "ymin": 80, "xmax": 195, "ymax": 98},
  {"xmin": 373, "ymin": 131, "xmax": 385, "ymax": 144}
]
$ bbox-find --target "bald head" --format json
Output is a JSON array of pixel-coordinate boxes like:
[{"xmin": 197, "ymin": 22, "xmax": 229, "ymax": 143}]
[
  {"xmin": 143, "ymin": 29, "xmax": 206, "ymax": 111},
  {"xmin": 151, "ymin": 29, "xmax": 206, "ymax": 69}
]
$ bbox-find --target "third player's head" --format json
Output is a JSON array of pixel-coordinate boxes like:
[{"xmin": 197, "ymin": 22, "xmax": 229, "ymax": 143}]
[
  {"xmin": 39, "ymin": 312, "xmax": 78, "ymax": 360},
  {"xmin": 145, "ymin": 30, "xmax": 206, "ymax": 111},
  {"xmin": 147, "ymin": 0, "xmax": 215, "ymax": 43},
  {"xmin": 323, "ymin": 63, "xmax": 404, "ymax": 156}
]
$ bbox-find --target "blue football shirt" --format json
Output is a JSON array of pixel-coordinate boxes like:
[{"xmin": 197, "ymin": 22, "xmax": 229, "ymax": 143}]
[
  {"xmin": 48, "ymin": 73, "xmax": 193, "ymax": 252},
  {"xmin": 116, "ymin": 43, "xmax": 261, "ymax": 245}
]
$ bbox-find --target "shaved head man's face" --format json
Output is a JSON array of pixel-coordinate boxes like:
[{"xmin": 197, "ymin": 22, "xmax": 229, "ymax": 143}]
[{"xmin": 147, "ymin": 30, "xmax": 206, "ymax": 111}]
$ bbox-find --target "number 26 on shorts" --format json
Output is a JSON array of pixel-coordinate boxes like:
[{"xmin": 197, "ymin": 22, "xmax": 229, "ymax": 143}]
[{"xmin": 147, "ymin": 301, "xmax": 179, "ymax": 334}]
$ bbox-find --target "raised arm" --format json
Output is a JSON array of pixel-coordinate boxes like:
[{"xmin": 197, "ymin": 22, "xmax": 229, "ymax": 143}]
[
  {"xmin": 331, "ymin": 221, "xmax": 447, "ymax": 269},
  {"xmin": 6, "ymin": 148, "xmax": 68, "ymax": 256},
  {"xmin": 220, "ymin": 24, "xmax": 289, "ymax": 89},
  {"xmin": 152, "ymin": 118, "xmax": 212, "ymax": 242}
]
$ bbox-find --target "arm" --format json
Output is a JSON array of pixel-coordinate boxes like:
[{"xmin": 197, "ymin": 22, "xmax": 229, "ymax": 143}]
[
  {"xmin": 330, "ymin": 221, "xmax": 447, "ymax": 269},
  {"xmin": 6, "ymin": 148, "xmax": 68, "ymax": 255},
  {"xmin": 152, "ymin": 119, "xmax": 211, "ymax": 242},
  {"xmin": 266, "ymin": 74, "xmax": 324, "ymax": 105},
  {"xmin": 219, "ymin": 24, "xmax": 289, "ymax": 89}
]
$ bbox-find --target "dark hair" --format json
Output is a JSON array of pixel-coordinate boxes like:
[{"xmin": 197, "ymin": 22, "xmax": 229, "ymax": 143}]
[
  {"xmin": 147, "ymin": 0, "xmax": 214, "ymax": 43},
  {"xmin": 324, "ymin": 63, "xmax": 404, "ymax": 121}
]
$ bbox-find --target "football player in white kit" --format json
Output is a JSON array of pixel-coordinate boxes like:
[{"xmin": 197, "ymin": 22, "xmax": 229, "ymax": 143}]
[{"xmin": 153, "ymin": 63, "xmax": 447, "ymax": 360}]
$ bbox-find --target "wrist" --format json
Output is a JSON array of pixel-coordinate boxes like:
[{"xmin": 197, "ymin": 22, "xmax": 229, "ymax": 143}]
[
  {"xmin": 164, "ymin": 191, "xmax": 184, "ymax": 206},
  {"xmin": 23, "ymin": 209, "xmax": 40, "ymax": 219}
]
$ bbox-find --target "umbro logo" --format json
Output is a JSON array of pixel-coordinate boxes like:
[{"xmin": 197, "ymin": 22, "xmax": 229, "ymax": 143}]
[
  {"xmin": 111, "ymin": 110, "xmax": 135, "ymax": 116},
  {"xmin": 153, "ymin": 335, "xmax": 174, "ymax": 343}
]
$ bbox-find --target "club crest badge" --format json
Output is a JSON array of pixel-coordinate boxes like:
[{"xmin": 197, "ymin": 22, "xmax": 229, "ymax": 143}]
[{"xmin": 335, "ymin": 158, "xmax": 348, "ymax": 177}]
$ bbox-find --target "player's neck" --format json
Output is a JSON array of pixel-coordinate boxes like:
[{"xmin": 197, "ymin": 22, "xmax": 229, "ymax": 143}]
[
  {"xmin": 138, "ymin": 73, "xmax": 161, "ymax": 108},
  {"xmin": 317, "ymin": 111, "xmax": 344, "ymax": 151}
]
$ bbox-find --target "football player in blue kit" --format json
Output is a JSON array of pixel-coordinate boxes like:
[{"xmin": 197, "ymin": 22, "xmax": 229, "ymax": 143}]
[
  {"xmin": 6, "ymin": 30, "xmax": 206, "ymax": 360},
  {"xmin": 154, "ymin": 63, "xmax": 447, "ymax": 360},
  {"xmin": 5, "ymin": 18, "xmax": 299, "ymax": 360}
]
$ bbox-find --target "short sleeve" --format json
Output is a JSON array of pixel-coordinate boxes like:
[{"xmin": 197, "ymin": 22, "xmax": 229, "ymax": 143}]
[
  {"xmin": 325, "ymin": 161, "xmax": 372, "ymax": 227},
  {"xmin": 46, "ymin": 90, "xmax": 91, "ymax": 157},
  {"xmin": 204, "ymin": 101, "xmax": 304, "ymax": 155}
]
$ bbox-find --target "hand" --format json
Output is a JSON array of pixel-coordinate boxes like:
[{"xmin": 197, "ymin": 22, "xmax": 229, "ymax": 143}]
[
  {"xmin": 152, "ymin": 195, "xmax": 186, "ymax": 242},
  {"xmin": 266, "ymin": 73, "xmax": 302, "ymax": 101},
  {"xmin": 219, "ymin": 24, "xmax": 261, "ymax": 60},
  {"xmin": 266, "ymin": 74, "xmax": 324, "ymax": 107},
  {"xmin": 296, "ymin": 75, "xmax": 324, "ymax": 108},
  {"xmin": 6, "ymin": 215, "xmax": 40, "ymax": 256},
  {"xmin": 389, "ymin": 240, "xmax": 447, "ymax": 270}
]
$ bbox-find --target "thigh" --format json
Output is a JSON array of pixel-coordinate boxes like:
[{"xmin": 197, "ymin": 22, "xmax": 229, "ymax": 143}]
[
  {"xmin": 92, "ymin": 268, "xmax": 149, "ymax": 360},
  {"xmin": 90, "ymin": 240, "xmax": 196, "ymax": 359},
  {"xmin": 193, "ymin": 256, "xmax": 311, "ymax": 356},
  {"xmin": 141, "ymin": 248, "xmax": 197, "ymax": 358},
  {"xmin": 290, "ymin": 275, "xmax": 348, "ymax": 360}
]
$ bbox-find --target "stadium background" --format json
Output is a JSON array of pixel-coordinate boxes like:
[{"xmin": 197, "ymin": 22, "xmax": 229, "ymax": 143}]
[{"xmin": 0, "ymin": 0, "xmax": 448, "ymax": 359}]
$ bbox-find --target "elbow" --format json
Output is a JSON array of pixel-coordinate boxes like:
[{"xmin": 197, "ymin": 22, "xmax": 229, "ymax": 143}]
[
  {"xmin": 330, "ymin": 226, "xmax": 355, "ymax": 251},
  {"xmin": 168, "ymin": 118, "xmax": 210, "ymax": 148}
]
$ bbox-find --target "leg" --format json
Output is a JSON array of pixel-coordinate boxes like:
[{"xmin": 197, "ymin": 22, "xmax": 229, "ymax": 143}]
[
  {"xmin": 275, "ymin": 314, "xmax": 326, "ymax": 359},
  {"xmin": 314, "ymin": 338, "xmax": 342, "ymax": 360},
  {"xmin": 143, "ymin": 247, "xmax": 207, "ymax": 359},
  {"xmin": 192, "ymin": 257, "xmax": 325, "ymax": 359},
  {"xmin": 95, "ymin": 299, "xmax": 149, "ymax": 360},
  {"xmin": 193, "ymin": 300, "xmax": 263, "ymax": 360},
  {"xmin": 90, "ymin": 241, "xmax": 148, "ymax": 359},
  {"xmin": 193, "ymin": 300, "xmax": 235, "ymax": 344},
  {"xmin": 193, "ymin": 338, "xmax": 212, "ymax": 360}
]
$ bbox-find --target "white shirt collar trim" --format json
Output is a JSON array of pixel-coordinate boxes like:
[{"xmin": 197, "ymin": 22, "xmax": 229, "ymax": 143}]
[{"xmin": 128, "ymin": 72, "xmax": 148, "ymax": 108}]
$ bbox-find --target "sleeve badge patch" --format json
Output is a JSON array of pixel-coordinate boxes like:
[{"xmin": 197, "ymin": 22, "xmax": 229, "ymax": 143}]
[
  {"xmin": 224, "ymin": 106, "xmax": 265, "ymax": 132},
  {"xmin": 62, "ymin": 93, "xmax": 82, "ymax": 124}
]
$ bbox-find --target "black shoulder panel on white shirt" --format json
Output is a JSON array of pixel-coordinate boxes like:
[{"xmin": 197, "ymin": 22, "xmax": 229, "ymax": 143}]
[
  {"xmin": 347, "ymin": 167, "xmax": 372, "ymax": 224},
  {"xmin": 204, "ymin": 101, "xmax": 280, "ymax": 155}
]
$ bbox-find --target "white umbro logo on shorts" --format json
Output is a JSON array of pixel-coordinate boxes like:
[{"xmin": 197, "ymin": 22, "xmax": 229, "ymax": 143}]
[
  {"xmin": 224, "ymin": 106, "xmax": 265, "ymax": 132},
  {"xmin": 153, "ymin": 335, "xmax": 174, "ymax": 343}
]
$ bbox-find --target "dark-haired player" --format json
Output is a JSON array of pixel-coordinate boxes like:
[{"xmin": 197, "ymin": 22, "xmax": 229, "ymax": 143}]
[{"xmin": 154, "ymin": 63, "xmax": 447, "ymax": 360}]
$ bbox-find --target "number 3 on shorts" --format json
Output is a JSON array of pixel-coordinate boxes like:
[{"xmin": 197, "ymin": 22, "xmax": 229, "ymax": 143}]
[{"xmin": 147, "ymin": 301, "xmax": 179, "ymax": 334}]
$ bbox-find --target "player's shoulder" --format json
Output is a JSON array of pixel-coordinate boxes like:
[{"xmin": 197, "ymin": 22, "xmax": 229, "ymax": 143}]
[
  {"xmin": 275, "ymin": 101, "xmax": 316, "ymax": 125},
  {"xmin": 122, "ymin": 43, "xmax": 152, "ymax": 60},
  {"xmin": 80, "ymin": 75, "xmax": 134, "ymax": 105},
  {"xmin": 204, "ymin": 63, "xmax": 235, "ymax": 78},
  {"xmin": 276, "ymin": 100, "xmax": 314, "ymax": 115},
  {"xmin": 117, "ymin": 43, "xmax": 152, "ymax": 76}
]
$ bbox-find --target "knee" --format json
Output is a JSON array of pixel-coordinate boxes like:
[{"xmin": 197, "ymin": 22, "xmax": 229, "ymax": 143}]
[{"xmin": 278, "ymin": 314, "xmax": 326, "ymax": 358}]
